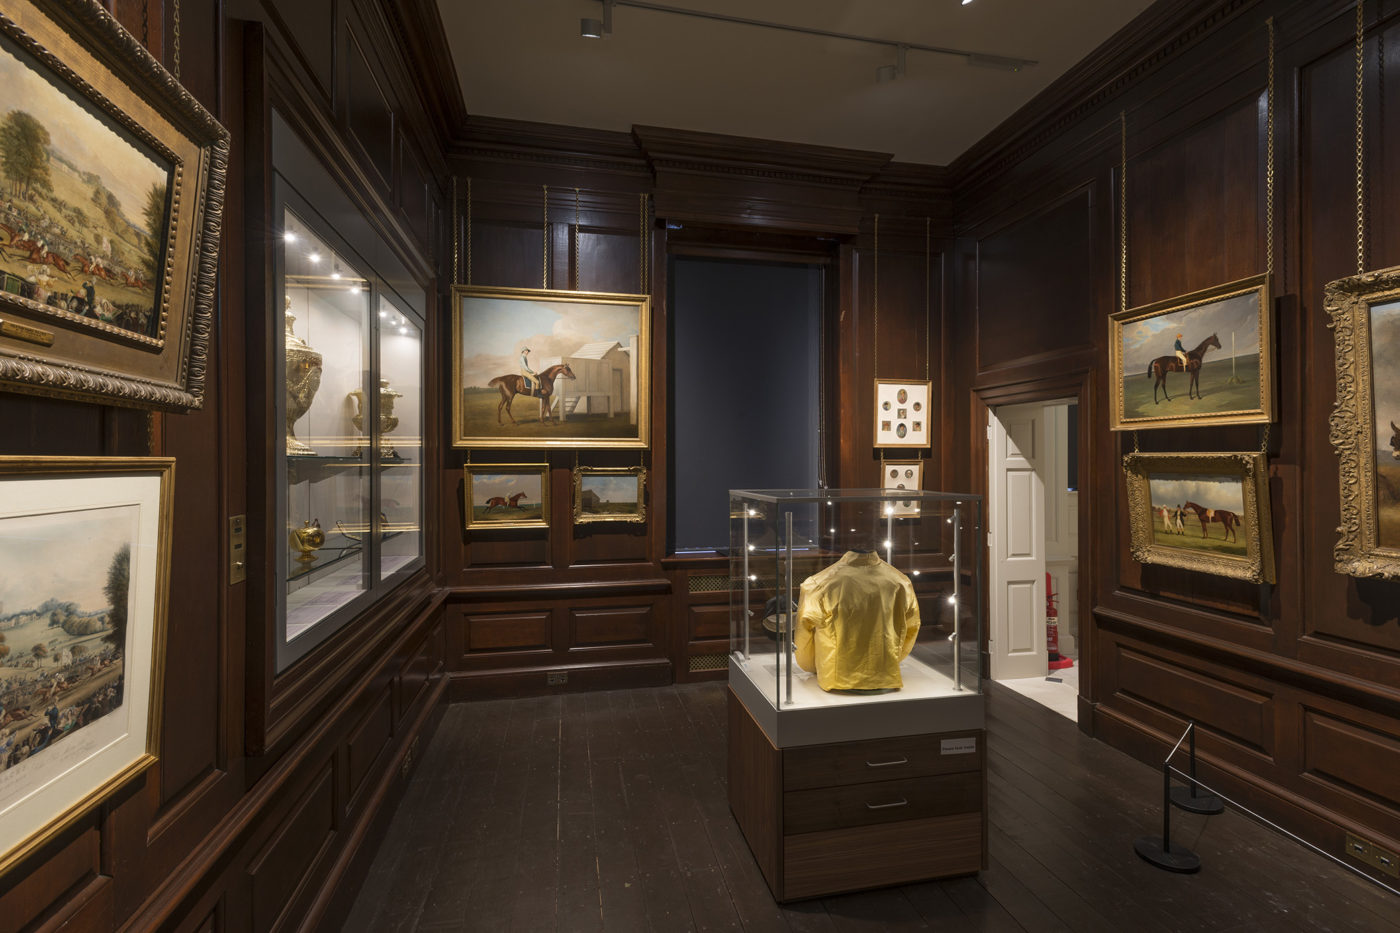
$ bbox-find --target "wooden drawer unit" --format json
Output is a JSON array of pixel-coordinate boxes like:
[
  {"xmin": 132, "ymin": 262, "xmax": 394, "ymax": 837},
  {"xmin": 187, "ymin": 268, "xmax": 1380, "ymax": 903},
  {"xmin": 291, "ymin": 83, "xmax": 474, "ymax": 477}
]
[{"xmin": 728, "ymin": 688, "xmax": 986, "ymax": 902}]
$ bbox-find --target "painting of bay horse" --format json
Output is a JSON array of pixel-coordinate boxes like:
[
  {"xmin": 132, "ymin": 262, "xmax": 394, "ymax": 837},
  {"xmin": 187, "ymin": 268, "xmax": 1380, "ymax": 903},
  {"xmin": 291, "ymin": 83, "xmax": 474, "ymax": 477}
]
[
  {"xmin": 483, "ymin": 492, "xmax": 527, "ymax": 511},
  {"xmin": 1148, "ymin": 334, "xmax": 1222, "ymax": 404},
  {"xmin": 487, "ymin": 362, "xmax": 576, "ymax": 425},
  {"xmin": 1183, "ymin": 500, "xmax": 1238, "ymax": 543}
]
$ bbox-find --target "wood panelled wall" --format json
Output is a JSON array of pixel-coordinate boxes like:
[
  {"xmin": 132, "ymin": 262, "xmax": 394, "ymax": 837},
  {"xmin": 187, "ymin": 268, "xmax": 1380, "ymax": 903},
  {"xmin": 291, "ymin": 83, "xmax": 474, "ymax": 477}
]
[
  {"xmin": 950, "ymin": 0, "xmax": 1400, "ymax": 886},
  {"xmin": 0, "ymin": 1, "xmax": 451, "ymax": 930},
  {"xmin": 444, "ymin": 122, "xmax": 951, "ymax": 694}
]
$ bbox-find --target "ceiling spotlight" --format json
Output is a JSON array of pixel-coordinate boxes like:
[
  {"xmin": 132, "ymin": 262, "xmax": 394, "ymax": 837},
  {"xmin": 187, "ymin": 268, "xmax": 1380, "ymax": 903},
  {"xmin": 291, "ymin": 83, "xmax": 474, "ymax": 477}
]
[
  {"xmin": 307, "ymin": 252, "xmax": 322, "ymax": 264},
  {"xmin": 283, "ymin": 231, "xmax": 297, "ymax": 243},
  {"xmin": 967, "ymin": 53, "xmax": 1026, "ymax": 72},
  {"xmin": 581, "ymin": 0, "xmax": 613, "ymax": 38},
  {"xmin": 962, "ymin": 0, "xmax": 974, "ymax": 5},
  {"xmin": 876, "ymin": 43, "xmax": 907, "ymax": 83}
]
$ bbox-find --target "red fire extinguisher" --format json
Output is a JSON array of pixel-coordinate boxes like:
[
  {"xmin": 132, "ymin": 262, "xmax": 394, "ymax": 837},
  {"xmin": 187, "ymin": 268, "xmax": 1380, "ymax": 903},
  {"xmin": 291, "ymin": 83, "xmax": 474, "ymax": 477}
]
[{"xmin": 1046, "ymin": 572, "xmax": 1073, "ymax": 670}]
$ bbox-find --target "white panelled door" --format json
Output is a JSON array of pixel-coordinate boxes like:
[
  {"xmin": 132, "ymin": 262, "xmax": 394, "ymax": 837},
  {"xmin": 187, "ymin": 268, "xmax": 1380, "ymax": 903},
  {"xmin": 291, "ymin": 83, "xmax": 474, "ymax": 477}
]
[{"xmin": 988, "ymin": 402, "xmax": 1048, "ymax": 680}]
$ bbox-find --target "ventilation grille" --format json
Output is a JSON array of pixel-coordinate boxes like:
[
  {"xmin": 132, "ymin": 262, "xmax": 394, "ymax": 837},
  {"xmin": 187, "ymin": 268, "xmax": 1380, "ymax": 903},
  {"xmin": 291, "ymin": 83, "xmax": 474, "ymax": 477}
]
[
  {"xmin": 688, "ymin": 652, "xmax": 729, "ymax": 672},
  {"xmin": 688, "ymin": 574, "xmax": 730, "ymax": 593}
]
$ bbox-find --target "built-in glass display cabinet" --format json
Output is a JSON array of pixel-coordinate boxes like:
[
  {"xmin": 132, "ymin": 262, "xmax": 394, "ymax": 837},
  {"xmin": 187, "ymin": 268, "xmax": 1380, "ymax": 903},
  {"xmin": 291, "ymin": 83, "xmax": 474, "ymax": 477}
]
[
  {"xmin": 274, "ymin": 192, "xmax": 424, "ymax": 672},
  {"xmin": 727, "ymin": 488, "xmax": 986, "ymax": 901}
]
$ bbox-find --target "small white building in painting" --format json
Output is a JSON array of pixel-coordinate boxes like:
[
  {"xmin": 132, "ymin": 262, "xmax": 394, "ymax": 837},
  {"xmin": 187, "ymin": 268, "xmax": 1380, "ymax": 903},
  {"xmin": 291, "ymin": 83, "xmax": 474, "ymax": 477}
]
[{"xmin": 550, "ymin": 336, "xmax": 637, "ymax": 424}]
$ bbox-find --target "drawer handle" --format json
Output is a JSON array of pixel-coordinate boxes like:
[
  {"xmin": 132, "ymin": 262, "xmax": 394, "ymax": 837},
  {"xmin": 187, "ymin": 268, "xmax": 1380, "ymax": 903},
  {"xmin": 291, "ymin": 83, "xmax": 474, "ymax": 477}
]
[
  {"xmin": 865, "ymin": 757, "xmax": 909, "ymax": 768},
  {"xmin": 866, "ymin": 798, "xmax": 909, "ymax": 811}
]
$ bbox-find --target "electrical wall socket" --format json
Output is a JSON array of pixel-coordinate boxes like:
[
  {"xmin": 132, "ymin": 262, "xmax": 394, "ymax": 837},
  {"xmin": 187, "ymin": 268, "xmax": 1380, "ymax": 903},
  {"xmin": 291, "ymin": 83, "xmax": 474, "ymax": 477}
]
[
  {"xmin": 1346, "ymin": 832, "xmax": 1399, "ymax": 879},
  {"xmin": 546, "ymin": 671, "xmax": 567, "ymax": 685}
]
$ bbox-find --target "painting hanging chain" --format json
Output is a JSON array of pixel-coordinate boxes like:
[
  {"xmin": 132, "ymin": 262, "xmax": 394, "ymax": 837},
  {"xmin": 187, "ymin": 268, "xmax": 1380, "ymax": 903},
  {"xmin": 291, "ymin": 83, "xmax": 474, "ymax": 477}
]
[
  {"xmin": 873, "ymin": 212, "xmax": 880, "ymax": 379},
  {"xmin": 451, "ymin": 176, "xmax": 459, "ymax": 284},
  {"xmin": 1119, "ymin": 111, "xmax": 1128, "ymax": 314},
  {"xmin": 173, "ymin": 0, "xmax": 180, "ymax": 81},
  {"xmin": 574, "ymin": 187, "xmax": 581, "ymax": 291},
  {"xmin": 1356, "ymin": 0, "xmax": 1367, "ymax": 275},
  {"xmin": 466, "ymin": 178, "xmax": 473, "ymax": 286},
  {"xmin": 638, "ymin": 193, "xmax": 650, "ymax": 295},
  {"xmin": 542, "ymin": 184, "xmax": 550, "ymax": 289},
  {"xmin": 925, "ymin": 216, "xmax": 931, "ymax": 384},
  {"xmin": 1266, "ymin": 17, "xmax": 1275, "ymax": 280}
]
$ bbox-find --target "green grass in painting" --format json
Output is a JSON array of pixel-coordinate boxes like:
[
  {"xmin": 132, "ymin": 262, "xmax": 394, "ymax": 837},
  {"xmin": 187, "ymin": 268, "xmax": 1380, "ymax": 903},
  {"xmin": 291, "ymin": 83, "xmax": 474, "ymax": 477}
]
[
  {"xmin": 460, "ymin": 388, "xmax": 635, "ymax": 440},
  {"xmin": 471, "ymin": 503, "xmax": 543, "ymax": 523},
  {"xmin": 1376, "ymin": 459, "xmax": 1400, "ymax": 548},
  {"xmin": 1123, "ymin": 356, "xmax": 1261, "ymax": 421},
  {"xmin": 1151, "ymin": 511, "xmax": 1247, "ymax": 556},
  {"xmin": 583, "ymin": 501, "xmax": 637, "ymax": 515}
]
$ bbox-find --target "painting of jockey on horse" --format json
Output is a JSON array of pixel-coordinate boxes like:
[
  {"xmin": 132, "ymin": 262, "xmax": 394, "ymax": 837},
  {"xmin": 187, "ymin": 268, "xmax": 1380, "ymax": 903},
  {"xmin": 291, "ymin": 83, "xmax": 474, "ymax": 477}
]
[
  {"xmin": 464, "ymin": 464, "xmax": 550, "ymax": 529},
  {"xmin": 1111, "ymin": 275, "xmax": 1272, "ymax": 430},
  {"xmin": 453, "ymin": 286, "xmax": 651, "ymax": 449}
]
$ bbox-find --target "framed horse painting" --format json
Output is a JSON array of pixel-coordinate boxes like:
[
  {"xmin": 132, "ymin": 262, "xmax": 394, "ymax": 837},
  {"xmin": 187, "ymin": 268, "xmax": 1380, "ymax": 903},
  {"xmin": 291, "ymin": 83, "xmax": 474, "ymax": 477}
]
[
  {"xmin": 1122, "ymin": 451, "xmax": 1275, "ymax": 583},
  {"xmin": 0, "ymin": 0, "xmax": 227, "ymax": 411},
  {"xmin": 464, "ymin": 463, "xmax": 549, "ymax": 530},
  {"xmin": 572, "ymin": 465, "xmax": 647, "ymax": 524},
  {"xmin": 1109, "ymin": 275, "xmax": 1273, "ymax": 431},
  {"xmin": 1325, "ymin": 265, "xmax": 1400, "ymax": 579},
  {"xmin": 451, "ymin": 285, "xmax": 651, "ymax": 449}
]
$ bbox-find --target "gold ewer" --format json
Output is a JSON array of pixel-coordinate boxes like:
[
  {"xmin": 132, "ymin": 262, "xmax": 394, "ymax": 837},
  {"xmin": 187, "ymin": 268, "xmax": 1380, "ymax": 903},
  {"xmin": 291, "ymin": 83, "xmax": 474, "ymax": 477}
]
[
  {"xmin": 347, "ymin": 378, "xmax": 404, "ymax": 459},
  {"xmin": 284, "ymin": 295, "xmax": 323, "ymax": 456},
  {"xmin": 289, "ymin": 518, "xmax": 325, "ymax": 565}
]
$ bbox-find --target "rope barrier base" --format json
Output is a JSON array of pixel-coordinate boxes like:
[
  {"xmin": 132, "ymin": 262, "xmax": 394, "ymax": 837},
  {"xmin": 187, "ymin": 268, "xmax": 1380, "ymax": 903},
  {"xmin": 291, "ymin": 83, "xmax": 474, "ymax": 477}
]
[
  {"xmin": 1134, "ymin": 835, "xmax": 1201, "ymax": 873},
  {"xmin": 1171, "ymin": 785, "xmax": 1225, "ymax": 815}
]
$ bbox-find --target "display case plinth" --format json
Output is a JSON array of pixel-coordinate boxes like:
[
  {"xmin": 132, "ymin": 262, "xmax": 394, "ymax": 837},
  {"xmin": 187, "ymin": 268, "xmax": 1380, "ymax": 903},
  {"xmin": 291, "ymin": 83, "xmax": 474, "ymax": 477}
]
[{"xmin": 728, "ymin": 687, "xmax": 985, "ymax": 902}]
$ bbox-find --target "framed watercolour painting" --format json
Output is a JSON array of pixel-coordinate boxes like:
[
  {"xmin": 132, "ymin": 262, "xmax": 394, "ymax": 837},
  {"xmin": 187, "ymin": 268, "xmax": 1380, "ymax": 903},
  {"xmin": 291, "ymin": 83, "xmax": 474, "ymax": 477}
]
[
  {"xmin": 1109, "ymin": 274, "xmax": 1272, "ymax": 431},
  {"xmin": 0, "ymin": 456, "xmax": 172, "ymax": 875},
  {"xmin": 882, "ymin": 460, "xmax": 923, "ymax": 517},
  {"xmin": 464, "ymin": 463, "xmax": 549, "ymax": 530},
  {"xmin": 452, "ymin": 285, "xmax": 650, "ymax": 449},
  {"xmin": 1123, "ymin": 451, "xmax": 1274, "ymax": 583},
  {"xmin": 0, "ymin": 0, "xmax": 227, "ymax": 411},
  {"xmin": 1325, "ymin": 266, "xmax": 1400, "ymax": 578},
  {"xmin": 874, "ymin": 379, "xmax": 931, "ymax": 448},
  {"xmin": 573, "ymin": 466, "xmax": 647, "ymax": 524}
]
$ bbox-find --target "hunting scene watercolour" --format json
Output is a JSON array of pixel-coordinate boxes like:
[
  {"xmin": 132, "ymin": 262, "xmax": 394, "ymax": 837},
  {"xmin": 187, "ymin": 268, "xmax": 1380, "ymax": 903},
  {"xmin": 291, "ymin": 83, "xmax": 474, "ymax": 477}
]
[
  {"xmin": 0, "ymin": 457, "xmax": 172, "ymax": 876},
  {"xmin": 452, "ymin": 286, "xmax": 651, "ymax": 449},
  {"xmin": 1110, "ymin": 275, "xmax": 1273, "ymax": 430},
  {"xmin": 1123, "ymin": 451, "xmax": 1275, "ymax": 584}
]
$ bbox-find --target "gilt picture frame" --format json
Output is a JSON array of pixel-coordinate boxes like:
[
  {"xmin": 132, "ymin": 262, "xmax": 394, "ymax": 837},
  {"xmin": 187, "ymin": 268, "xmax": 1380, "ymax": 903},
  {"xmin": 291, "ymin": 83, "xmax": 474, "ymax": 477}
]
[
  {"xmin": 464, "ymin": 463, "xmax": 549, "ymax": 531},
  {"xmin": 881, "ymin": 460, "xmax": 923, "ymax": 517},
  {"xmin": 873, "ymin": 379, "xmax": 931, "ymax": 448},
  {"xmin": 1109, "ymin": 274, "xmax": 1273, "ymax": 431},
  {"xmin": 0, "ymin": 0, "xmax": 227, "ymax": 411},
  {"xmin": 573, "ymin": 466, "xmax": 647, "ymax": 524},
  {"xmin": 1123, "ymin": 451, "xmax": 1274, "ymax": 584},
  {"xmin": 1325, "ymin": 266, "xmax": 1400, "ymax": 579},
  {"xmin": 452, "ymin": 285, "xmax": 650, "ymax": 450},
  {"xmin": 0, "ymin": 456, "xmax": 173, "ymax": 876}
]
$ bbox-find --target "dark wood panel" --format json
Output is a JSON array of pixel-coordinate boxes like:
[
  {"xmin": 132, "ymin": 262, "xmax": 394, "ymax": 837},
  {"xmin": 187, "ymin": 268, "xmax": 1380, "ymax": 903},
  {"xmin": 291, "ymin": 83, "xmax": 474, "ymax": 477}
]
[
  {"xmin": 1109, "ymin": 642, "xmax": 1273, "ymax": 753},
  {"xmin": 689, "ymin": 604, "xmax": 729, "ymax": 642},
  {"xmin": 783, "ymin": 813, "xmax": 983, "ymax": 901},
  {"xmin": 976, "ymin": 188, "xmax": 1093, "ymax": 373},
  {"xmin": 345, "ymin": 28, "xmax": 394, "ymax": 186},
  {"xmin": 1303, "ymin": 709, "xmax": 1400, "ymax": 812},
  {"xmin": 248, "ymin": 766, "xmax": 336, "ymax": 933},
  {"xmin": 727, "ymin": 688, "xmax": 781, "ymax": 895},
  {"xmin": 783, "ymin": 772, "xmax": 982, "ymax": 835},
  {"xmin": 462, "ymin": 611, "xmax": 552, "ymax": 653},
  {"xmin": 262, "ymin": 0, "xmax": 334, "ymax": 103},
  {"xmin": 570, "ymin": 604, "xmax": 654, "ymax": 647},
  {"xmin": 0, "ymin": 823, "xmax": 99, "ymax": 927},
  {"xmin": 784, "ymin": 731, "xmax": 983, "ymax": 791},
  {"xmin": 346, "ymin": 686, "xmax": 394, "ymax": 805}
]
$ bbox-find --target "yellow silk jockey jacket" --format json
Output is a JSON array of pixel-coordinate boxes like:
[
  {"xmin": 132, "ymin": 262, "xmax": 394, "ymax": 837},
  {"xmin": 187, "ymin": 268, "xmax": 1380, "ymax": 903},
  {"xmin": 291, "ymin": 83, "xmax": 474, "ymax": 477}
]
[{"xmin": 793, "ymin": 550, "xmax": 921, "ymax": 691}]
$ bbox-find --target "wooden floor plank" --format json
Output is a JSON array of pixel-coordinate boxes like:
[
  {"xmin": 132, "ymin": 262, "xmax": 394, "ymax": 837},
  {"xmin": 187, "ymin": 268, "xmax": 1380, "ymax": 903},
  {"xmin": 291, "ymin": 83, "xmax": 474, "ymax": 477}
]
[{"xmin": 346, "ymin": 680, "xmax": 1400, "ymax": 933}]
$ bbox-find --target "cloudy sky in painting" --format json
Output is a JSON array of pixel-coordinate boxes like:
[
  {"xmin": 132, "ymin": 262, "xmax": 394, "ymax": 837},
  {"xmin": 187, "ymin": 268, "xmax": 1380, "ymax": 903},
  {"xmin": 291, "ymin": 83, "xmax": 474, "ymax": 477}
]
[
  {"xmin": 470, "ymin": 471, "xmax": 542, "ymax": 505},
  {"xmin": 1120, "ymin": 292, "xmax": 1260, "ymax": 372},
  {"xmin": 458, "ymin": 297, "xmax": 637, "ymax": 388},
  {"xmin": 0, "ymin": 505, "xmax": 136, "ymax": 614},
  {"xmin": 580, "ymin": 474, "xmax": 638, "ymax": 504},
  {"xmin": 0, "ymin": 38, "xmax": 167, "ymax": 230},
  {"xmin": 1147, "ymin": 474, "xmax": 1244, "ymax": 513},
  {"xmin": 1370, "ymin": 300, "xmax": 1400, "ymax": 452}
]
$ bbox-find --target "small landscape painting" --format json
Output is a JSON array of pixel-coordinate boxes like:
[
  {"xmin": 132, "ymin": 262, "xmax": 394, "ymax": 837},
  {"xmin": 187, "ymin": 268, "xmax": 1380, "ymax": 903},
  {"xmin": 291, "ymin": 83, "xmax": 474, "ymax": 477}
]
[
  {"xmin": 464, "ymin": 464, "xmax": 548, "ymax": 530},
  {"xmin": 1146, "ymin": 473, "xmax": 1247, "ymax": 557},
  {"xmin": 1111, "ymin": 275, "xmax": 1271, "ymax": 430},
  {"xmin": 0, "ymin": 33, "xmax": 171, "ymax": 338},
  {"xmin": 1368, "ymin": 299, "xmax": 1400, "ymax": 549},
  {"xmin": 0, "ymin": 506, "xmax": 133, "ymax": 789},
  {"xmin": 573, "ymin": 467, "xmax": 646, "ymax": 524}
]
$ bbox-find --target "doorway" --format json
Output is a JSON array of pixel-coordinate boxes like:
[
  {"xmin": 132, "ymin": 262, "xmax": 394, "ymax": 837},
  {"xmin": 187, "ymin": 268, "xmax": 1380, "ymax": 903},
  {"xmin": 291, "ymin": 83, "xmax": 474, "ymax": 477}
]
[{"xmin": 987, "ymin": 398, "xmax": 1079, "ymax": 720}]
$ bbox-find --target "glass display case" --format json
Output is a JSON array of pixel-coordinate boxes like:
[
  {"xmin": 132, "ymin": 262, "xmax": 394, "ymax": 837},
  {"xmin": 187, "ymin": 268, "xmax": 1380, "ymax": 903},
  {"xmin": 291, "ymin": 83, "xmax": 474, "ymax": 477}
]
[
  {"xmin": 729, "ymin": 488, "xmax": 984, "ymax": 746},
  {"xmin": 727, "ymin": 488, "xmax": 987, "ymax": 901},
  {"xmin": 275, "ymin": 199, "xmax": 424, "ymax": 671}
]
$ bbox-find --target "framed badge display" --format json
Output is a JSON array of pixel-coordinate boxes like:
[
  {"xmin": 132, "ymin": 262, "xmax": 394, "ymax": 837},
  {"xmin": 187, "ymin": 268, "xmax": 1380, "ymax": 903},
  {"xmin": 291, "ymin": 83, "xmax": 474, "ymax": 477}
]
[{"xmin": 874, "ymin": 379, "xmax": 931, "ymax": 449}]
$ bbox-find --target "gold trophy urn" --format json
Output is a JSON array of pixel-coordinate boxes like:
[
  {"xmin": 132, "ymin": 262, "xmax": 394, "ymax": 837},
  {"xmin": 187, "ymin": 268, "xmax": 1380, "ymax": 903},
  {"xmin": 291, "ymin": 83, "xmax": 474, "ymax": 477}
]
[
  {"xmin": 289, "ymin": 517, "xmax": 325, "ymax": 565},
  {"xmin": 347, "ymin": 378, "xmax": 405, "ymax": 459},
  {"xmin": 285, "ymin": 295, "xmax": 323, "ymax": 456}
]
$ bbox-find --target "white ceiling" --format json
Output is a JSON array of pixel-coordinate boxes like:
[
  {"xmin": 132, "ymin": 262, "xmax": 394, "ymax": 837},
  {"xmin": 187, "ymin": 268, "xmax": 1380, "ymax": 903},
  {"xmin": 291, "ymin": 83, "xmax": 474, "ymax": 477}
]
[{"xmin": 436, "ymin": 0, "xmax": 1156, "ymax": 166}]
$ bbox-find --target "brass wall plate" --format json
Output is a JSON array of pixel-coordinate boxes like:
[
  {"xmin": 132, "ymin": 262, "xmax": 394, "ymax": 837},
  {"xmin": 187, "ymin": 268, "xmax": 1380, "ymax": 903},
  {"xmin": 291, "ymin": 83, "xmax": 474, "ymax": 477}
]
[
  {"xmin": 1346, "ymin": 832, "xmax": 1399, "ymax": 879},
  {"xmin": 229, "ymin": 514, "xmax": 247, "ymax": 584}
]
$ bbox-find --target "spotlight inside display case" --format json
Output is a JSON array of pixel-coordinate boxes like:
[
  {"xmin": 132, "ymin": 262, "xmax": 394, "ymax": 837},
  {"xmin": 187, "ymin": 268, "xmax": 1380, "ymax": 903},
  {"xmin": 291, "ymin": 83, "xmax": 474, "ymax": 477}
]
[{"xmin": 727, "ymin": 488, "xmax": 987, "ymax": 901}]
